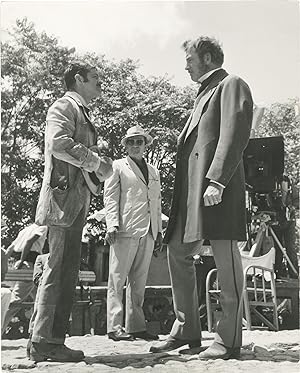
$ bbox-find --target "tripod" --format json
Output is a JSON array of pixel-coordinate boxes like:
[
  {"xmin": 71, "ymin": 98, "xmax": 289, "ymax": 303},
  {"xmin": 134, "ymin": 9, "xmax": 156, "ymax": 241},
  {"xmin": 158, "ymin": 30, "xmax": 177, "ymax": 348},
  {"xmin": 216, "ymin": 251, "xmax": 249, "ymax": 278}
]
[{"xmin": 250, "ymin": 212, "xmax": 298, "ymax": 277}]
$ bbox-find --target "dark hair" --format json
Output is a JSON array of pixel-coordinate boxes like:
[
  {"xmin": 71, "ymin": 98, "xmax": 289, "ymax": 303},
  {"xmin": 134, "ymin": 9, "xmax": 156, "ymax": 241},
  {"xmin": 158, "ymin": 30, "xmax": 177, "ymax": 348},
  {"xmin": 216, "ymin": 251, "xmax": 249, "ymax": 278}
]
[
  {"xmin": 182, "ymin": 36, "xmax": 224, "ymax": 66},
  {"xmin": 64, "ymin": 62, "xmax": 95, "ymax": 89}
]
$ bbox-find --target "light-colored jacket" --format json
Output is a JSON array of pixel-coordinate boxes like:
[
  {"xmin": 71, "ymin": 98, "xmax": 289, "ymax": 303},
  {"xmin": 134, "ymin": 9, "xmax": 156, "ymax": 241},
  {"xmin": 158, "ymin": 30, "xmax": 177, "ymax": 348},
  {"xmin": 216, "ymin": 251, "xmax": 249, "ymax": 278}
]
[
  {"xmin": 104, "ymin": 156, "xmax": 162, "ymax": 239},
  {"xmin": 33, "ymin": 253, "xmax": 49, "ymax": 287},
  {"xmin": 35, "ymin": 92, "xmax": 110, "ymax": 227}
]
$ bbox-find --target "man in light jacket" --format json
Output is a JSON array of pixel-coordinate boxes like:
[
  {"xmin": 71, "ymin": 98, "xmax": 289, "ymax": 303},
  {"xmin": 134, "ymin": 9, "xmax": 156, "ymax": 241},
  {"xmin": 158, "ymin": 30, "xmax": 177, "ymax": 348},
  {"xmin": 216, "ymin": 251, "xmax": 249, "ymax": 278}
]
[
  {"xmin": 31, "ymin": 62, "xmax": 113, "ymax": 362},
  {"xmin": 104, "ymin": 126, "xmax": 162, "ymax": 342}
]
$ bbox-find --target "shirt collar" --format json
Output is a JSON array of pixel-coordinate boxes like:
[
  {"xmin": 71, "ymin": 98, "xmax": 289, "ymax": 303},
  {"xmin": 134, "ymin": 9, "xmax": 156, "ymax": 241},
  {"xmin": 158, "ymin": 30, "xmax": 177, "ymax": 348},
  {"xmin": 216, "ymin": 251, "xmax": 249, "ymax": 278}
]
[
  {"xmin": 198, "ymin": 68, "xmax": 222, "ymax": 84},
  {"xmin": 66, "ymin": 91, "xmax": 89, "ymax": 109},
  {"xmin": 129, "ymin": 156, "xmax": 145, "ymax": 164}
]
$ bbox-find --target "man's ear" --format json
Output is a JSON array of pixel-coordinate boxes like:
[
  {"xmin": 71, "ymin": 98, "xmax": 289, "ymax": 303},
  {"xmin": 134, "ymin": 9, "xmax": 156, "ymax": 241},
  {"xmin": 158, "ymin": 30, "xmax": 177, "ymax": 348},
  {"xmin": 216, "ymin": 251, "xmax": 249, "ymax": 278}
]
[
  {"xmin": 74, "ymin": 73, "xmax": 84, "ymax": 84},
  {"xmin": 203, "ymin": 52, "xmax": 212, "ymax": 65}
]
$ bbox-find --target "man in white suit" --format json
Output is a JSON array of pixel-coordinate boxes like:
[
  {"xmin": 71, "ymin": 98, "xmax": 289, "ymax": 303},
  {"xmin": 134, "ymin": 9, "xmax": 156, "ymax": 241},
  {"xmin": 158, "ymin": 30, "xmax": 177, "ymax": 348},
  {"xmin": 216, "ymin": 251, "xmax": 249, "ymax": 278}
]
[{"xmin": 104, "ymin": 125, "xmax": 162, "ymax": 341}]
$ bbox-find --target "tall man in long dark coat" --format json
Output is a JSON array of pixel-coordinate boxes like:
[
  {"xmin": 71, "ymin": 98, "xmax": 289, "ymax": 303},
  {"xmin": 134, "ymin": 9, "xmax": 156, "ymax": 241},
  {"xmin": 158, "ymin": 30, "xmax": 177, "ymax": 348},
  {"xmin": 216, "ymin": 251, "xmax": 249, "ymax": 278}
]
[{"xmin": 150, "ymin": 36, "xmax": 253, "ymax": 360}]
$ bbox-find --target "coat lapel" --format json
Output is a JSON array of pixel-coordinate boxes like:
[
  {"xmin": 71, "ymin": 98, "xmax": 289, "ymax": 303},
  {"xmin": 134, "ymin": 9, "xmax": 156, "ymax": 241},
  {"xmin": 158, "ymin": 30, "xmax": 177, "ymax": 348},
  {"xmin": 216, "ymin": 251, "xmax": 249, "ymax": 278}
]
[
  {"xmin": 64, "ymin": 93, "xmax": 96, "ymax": 133},
  {"xmin": 178, "ymin": 113, "xmax": 193, "ymax": 146},
  {"xmin": 183, "ymin": 69, "xmax": 228, "ymax": 143},
  {"xmin": 184, "ymin": 88, "xmax": 217, "ymax": 141},
  {"xmin": 126, "ymin": 156, "xmax": 147, "ymax": 185},
  {"xmin": 147, "ymin": 164, "xmax": 157, "ymax": 182}
]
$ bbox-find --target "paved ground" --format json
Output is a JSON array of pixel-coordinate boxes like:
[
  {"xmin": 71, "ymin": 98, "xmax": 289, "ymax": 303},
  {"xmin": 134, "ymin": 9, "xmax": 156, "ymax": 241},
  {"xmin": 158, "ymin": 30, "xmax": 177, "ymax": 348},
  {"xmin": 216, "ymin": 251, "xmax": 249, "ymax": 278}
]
[{"xmin": 1, "ymin": 330, "xmax": 299, "ymax": 372}]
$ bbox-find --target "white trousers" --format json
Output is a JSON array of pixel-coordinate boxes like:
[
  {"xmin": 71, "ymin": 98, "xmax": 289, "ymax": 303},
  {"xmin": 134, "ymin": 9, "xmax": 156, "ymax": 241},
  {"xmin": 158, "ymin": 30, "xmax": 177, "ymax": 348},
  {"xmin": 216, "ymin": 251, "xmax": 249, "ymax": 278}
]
[
  {"xmin": 2, "ymin": 280, "xmax": 36, "ymax": 335},
  {"xmin": 106, "ymin": 232, "xmax": 154, "ymax": 333},
  {"xmin": 1, "ymin": 288, "xmax": 12, "ymax": 332}
]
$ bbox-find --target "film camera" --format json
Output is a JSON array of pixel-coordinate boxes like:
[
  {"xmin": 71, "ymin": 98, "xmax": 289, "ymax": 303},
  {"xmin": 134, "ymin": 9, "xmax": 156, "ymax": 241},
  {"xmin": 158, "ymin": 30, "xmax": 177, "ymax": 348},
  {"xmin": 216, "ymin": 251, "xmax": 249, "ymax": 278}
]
[
  {"xmin": 243, "ymin": 136, "xmax": 298, "ymax": 277},
  {"xmin": 243, "ymin": 135, "xmax": 286, "ymax": 224},
  {"xmin": 243, "ymin": 136, "xmax": 284, "ymax": 194}
]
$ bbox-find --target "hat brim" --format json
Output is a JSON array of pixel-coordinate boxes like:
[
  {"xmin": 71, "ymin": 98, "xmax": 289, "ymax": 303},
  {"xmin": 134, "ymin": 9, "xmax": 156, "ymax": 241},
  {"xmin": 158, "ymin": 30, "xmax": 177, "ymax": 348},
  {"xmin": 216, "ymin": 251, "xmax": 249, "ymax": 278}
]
[{"xmin": 121, "ymin": 134, "xmax": 153, "ymax": 147}]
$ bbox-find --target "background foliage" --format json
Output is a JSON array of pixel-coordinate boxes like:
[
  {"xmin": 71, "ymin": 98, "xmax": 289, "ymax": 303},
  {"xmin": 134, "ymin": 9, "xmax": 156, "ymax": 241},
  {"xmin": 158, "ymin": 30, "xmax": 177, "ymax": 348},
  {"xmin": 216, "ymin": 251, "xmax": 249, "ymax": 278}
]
[{"xmin": 1, "ymin": 18, "xmax": 299, "ymax": 246}]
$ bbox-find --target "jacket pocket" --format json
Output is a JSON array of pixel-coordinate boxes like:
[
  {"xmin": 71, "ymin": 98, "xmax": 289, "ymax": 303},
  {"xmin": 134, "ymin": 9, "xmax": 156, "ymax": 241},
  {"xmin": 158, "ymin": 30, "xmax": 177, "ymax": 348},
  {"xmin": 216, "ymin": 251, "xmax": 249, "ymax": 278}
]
[{"xmin": 45, "ymin": 184, "xmax": 83, "ymax": 227}]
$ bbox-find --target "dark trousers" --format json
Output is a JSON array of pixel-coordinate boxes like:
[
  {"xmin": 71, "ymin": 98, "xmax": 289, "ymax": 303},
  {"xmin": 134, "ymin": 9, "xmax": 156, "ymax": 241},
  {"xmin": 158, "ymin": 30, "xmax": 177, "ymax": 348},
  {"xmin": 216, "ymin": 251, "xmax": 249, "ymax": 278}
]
[
  {"xmin": 167, "ymin": 212, "xmax": 244, "ymax": 348},
  {"xmin": 31, "ymin": 209, "xmax": 86, "ymax": 344},
  {"xmin": 195, "ymin": 256, "xmax": 216, "ymax": 328}
]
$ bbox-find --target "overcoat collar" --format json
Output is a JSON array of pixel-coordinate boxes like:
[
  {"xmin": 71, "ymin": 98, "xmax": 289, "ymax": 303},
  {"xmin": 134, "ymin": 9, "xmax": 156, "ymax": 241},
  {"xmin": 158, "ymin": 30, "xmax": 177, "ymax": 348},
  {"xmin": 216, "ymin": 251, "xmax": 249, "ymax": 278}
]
[
  {"xmin": 126, "ymin": 156, "xmax": 155, "ymax": 186},
  {"xmin": 178, "ymin": 68, "xmax": 228, "ymax": 145}
]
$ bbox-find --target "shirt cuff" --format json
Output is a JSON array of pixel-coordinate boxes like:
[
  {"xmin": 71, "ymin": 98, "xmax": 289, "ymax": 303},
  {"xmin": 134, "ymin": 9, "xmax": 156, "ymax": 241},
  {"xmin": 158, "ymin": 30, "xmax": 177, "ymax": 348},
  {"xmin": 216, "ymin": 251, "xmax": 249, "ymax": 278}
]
[{"xmin": 210, "ymin": 180, "xmax": 225, "ymax": 189}]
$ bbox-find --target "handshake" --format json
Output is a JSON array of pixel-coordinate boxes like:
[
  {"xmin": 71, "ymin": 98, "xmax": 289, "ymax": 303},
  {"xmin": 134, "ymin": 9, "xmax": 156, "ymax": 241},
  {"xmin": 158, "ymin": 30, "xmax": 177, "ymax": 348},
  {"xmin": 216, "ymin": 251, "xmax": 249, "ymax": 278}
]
[{"xmin": 90, "ymin": 143, "xmax": 113, "ymax": 182}]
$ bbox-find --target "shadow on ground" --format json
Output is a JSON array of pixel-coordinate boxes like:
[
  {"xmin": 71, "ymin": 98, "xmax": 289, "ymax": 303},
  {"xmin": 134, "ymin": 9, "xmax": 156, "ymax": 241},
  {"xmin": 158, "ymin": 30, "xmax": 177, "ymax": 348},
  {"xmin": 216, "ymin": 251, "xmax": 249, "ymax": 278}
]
[{"xmin": 86, "ymin": 351, "xmax": 194, "ymax": 369}]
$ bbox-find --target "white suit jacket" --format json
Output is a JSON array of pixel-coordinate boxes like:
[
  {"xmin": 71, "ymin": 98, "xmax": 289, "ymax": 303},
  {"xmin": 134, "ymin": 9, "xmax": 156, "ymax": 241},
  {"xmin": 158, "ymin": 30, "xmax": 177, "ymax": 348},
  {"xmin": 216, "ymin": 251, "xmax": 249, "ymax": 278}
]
[{"xmin": 104, "ymin": 156, "xmax": 162, "ymax": 239}]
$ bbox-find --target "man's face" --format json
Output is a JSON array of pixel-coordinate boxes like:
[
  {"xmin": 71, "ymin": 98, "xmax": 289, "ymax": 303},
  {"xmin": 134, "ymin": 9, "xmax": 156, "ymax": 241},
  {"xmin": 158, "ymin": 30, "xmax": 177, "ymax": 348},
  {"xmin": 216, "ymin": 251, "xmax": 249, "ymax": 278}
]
[
  {"xmin": 185, "ymin": 48, "xmax": 209, "ymax": 82},
  {"xmin": 125, "ymin": 135, "xmax": 146, "ymax": 160},
  {"xmin": 82, "ymin": 68, "xmax": 101, "ymax": 99}
]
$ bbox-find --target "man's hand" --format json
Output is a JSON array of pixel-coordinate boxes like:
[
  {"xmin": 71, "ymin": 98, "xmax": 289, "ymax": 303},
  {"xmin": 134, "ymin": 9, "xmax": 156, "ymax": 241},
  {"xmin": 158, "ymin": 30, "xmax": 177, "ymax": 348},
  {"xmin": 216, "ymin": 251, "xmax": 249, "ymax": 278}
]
[
  {"xmin": 14, "ymin": 260, "xmax": 30, "ymax": 270},
  {"xmin": 89, "ymin": 143, "xmax": 109, "ymax": 156},
  {"xmin": 96, "ymin": 156, "xmax": 113, "ymax": 181},
  {"xmin": 203, "ymin": 183, "xmax": 224, "ymax": 206},
  {"xmin": 105, "ymin": 226, "xmax": 118, "ymax": 245},
  {"xmin": 153, "ymin": 232, "xmax": 163, "ymax": 256},
  {"xmin": 89, "ymin": 145, "xmax": 101, "ymax": 156}
]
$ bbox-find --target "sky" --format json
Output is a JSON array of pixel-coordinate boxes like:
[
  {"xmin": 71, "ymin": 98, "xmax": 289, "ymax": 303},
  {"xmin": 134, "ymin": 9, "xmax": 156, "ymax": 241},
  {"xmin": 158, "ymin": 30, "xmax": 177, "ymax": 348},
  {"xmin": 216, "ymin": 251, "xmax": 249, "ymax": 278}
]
[{"xmin": 1, "ymin": 0, "xmax": 300, "ymax": 106}]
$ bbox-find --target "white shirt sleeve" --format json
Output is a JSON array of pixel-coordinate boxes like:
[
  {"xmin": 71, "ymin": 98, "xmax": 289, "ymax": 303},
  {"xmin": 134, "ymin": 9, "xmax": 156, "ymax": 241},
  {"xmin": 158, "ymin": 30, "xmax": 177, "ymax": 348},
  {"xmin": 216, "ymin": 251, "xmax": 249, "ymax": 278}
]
[{"xmin": 210, "ymin": 180, "xmax": 225, "ymax": 189}]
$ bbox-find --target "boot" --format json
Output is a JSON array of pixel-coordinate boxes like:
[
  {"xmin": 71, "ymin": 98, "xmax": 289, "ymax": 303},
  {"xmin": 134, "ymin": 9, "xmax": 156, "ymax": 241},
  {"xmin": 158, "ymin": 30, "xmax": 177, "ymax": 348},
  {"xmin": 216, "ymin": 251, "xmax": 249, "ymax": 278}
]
[{"xmin": 29, "ymin": 342, "xmax": 85, "ymax": 362}]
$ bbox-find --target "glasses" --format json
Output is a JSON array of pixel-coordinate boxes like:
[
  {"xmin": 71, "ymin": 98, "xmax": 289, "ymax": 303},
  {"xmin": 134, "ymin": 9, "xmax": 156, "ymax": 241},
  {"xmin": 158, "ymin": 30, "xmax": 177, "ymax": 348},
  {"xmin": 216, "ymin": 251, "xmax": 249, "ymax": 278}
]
[{"xmin": 126, "ymin": 139, "xmax": 145, "ymax": 146}]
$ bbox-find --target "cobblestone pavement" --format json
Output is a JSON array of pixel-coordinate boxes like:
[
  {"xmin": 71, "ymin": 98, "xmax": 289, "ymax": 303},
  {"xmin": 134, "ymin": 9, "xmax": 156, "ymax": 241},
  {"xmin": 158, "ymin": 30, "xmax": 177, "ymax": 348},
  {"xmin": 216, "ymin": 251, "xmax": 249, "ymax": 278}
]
[{"xmin": 1, "ymin": 330, "xmax": 299, "ymax": 372}]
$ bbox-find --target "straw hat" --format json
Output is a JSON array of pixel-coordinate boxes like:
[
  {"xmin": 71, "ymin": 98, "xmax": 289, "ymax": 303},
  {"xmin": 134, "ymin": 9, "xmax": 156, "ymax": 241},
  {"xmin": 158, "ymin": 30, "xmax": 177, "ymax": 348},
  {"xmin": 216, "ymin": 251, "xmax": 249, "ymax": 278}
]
[{"xmin": 121, "ymin": 125, "xmax": 153, "ymax": 146}]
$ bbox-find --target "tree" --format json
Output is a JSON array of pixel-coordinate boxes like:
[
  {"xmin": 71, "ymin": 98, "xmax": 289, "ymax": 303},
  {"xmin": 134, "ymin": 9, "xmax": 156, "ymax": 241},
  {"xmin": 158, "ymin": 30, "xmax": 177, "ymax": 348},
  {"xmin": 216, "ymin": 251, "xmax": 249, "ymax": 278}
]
[{"xmin": 256, "ymin": 99, "xmax": 300, "ymax": 185}]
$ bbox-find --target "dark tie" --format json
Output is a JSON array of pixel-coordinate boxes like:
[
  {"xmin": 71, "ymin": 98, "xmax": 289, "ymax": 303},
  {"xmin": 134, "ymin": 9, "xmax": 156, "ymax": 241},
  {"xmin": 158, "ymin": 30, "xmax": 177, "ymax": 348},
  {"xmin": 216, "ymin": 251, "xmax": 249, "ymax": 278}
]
[{"xmin": 83, "ymin": 106, "xmax": 90, "ymax": 118}]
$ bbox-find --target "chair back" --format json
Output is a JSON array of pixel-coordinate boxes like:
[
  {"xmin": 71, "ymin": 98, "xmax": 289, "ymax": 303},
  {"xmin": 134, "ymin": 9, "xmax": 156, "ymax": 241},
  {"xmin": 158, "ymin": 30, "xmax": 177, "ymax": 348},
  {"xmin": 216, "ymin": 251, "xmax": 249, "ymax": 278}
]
[{"xmin": 241, "ymin": 247, "xmax": 276, "ymax": 281}]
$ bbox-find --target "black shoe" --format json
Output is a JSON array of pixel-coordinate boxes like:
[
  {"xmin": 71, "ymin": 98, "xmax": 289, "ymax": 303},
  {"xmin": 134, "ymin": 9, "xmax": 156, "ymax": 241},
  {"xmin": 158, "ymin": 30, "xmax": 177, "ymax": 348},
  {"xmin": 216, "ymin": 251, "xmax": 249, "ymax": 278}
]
[
  {"xmin": 198, "ymin": 342, "xmax": 241, "ymax": 360},
  {"xmin": 108, "ymin": 330, "xmax": 134, "ymax": 341},
  {"xmin": 150, "ymin": 336, "xmax": 201, "ymax": 353},
  {"xmin": 29, "ymin": 342, "xmax": 85, "ymax": 363},
  {"xmin": 130, "ymin": 331, "xmax": 159, "ymax": 341}
]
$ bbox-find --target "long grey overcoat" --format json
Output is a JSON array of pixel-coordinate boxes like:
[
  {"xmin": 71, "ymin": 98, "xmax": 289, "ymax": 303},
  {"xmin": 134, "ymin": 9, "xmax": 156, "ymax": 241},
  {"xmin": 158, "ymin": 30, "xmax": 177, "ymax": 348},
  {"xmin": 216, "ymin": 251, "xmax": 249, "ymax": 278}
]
[{"xmin": 164, "ymin": 69, "xmax": 253, "ymax": 242}]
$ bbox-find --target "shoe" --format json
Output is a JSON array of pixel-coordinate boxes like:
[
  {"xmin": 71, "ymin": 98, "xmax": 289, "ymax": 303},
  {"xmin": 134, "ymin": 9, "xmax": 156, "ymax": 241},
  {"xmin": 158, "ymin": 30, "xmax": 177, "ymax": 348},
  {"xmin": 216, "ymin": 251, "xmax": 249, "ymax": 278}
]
[
  {"xmin": 29, "ymin": 342, "xmax": 85, "ymax": 363},
  {"xmin": 198, "ymin": 342, "xmax": 241, "ymax": 360},
  {"xmin": 108, "ymin": 330, "xmax": 134, "ymax": 341},
  {"xmin": 130, "ymin": 331, "xmax": 159, "ymax": 341},
  {"xmin": 150, "ymin": 336, "xmax": 201, "ymax": 353}
]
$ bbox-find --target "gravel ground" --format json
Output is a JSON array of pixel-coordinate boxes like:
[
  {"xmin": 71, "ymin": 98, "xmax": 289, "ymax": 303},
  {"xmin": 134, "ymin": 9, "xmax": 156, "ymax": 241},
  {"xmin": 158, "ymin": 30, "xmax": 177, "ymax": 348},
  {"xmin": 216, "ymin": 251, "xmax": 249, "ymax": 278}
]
[{"xmin": 1, "ymin": 330, "xmax": 299, "ymax": 373}]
